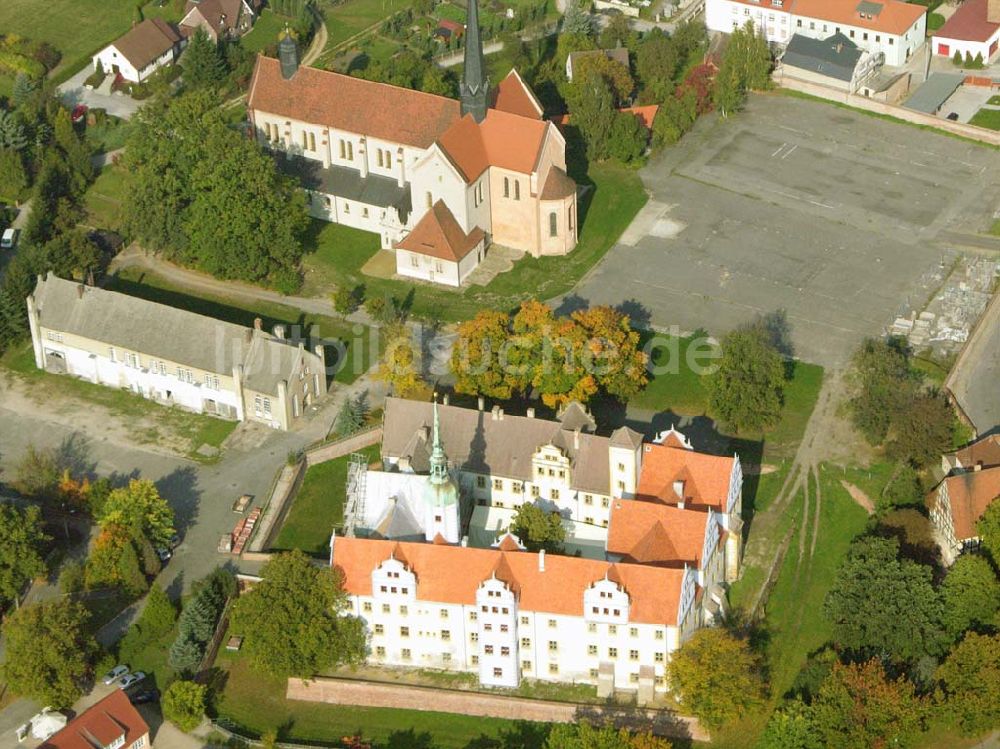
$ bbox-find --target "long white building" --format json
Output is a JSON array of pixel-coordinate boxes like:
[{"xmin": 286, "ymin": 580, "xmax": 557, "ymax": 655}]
[{"xmin": 706, "ymin": 0, "xmax": 926, "ymax": 67}]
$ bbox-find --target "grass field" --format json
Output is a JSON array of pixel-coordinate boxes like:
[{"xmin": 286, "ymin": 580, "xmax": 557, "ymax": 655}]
[
  {"xmin": 108, "ymin": 268, "xmax": 378, "ymax": 384},
  {"xmin": 272, "ymin": 444, "xmax": 381, "ymax": 556},
  {"xmin": 214, "ymin": 655, "xmax": 551, "ymax": 748},
  {"xmin": 969, "ymin": 107, "xmax": 1000, "ymax": 130},
  {"xmin": 322, "ymin": 0, "xmax": 416, "ymax": 52},
  {"xmin": 0, "ymin": 0, "xmax": 183, "ymax": 84},
  {"xmin": 240, "ymin": 9, "xmax": 294, "ymax": 53},
  {"xmin": 82, "ymin": 165, "xmax": 128, "ymax": 231},
  {"xmin": 300, "ymin": 162, "xmax": 647, "ymax": 322},
  {"xmin": 0, "ymin": 341, "xmax": 236, "ymax": 460}
]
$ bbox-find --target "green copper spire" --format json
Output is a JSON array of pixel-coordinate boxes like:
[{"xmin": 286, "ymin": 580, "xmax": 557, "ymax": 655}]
[
  {"xmin": 460, "ymin": 0, "xmax": 489, "ymax": 122},
  {"xmin": 429, "ymin": 395, "xmax": 449, "ymax": 484}
]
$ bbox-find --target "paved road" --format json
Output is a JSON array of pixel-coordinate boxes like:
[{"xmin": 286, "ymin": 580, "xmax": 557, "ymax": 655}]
[{"xmin": 57, "ymin": 68, "xmax": 142, "ymax": 121}]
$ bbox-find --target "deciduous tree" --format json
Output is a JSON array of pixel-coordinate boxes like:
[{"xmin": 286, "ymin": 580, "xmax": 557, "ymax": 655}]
[
  {"xmin": 887, "ymin": 389, "xmax": 955, "ymax": 468},
  {"xmin": 823, "ymin": 536, "xmax": 945, "ymax": 662},
  {"xmin": 99, "ymin": 479, "xmax": 175, "ymax": 548},
  {"xmin": 0, "ymin": 504, "xmax": 48, "ymax": 608},
  {"xmin": 376, "ymin": 325, "xmax": 423, "ymax": 397},
  {"xmin": 451, "ymin": 309, "xmax": 514, "ymax": 399},
  {"xmin": 571, "ymin": 305, "xmax": 648, "ymax": 400},
  {"xmin": 231, "ymin": 550, "xmax": 366, "ymax": 678},
  {"xmin": 936, "ymin": 632, "xmax": 1000, "ymax": 736},
  {"xmin": 3, "ymin": 600, "xmax": 95, "ymax": 707},
  {"xmin": 140, "ymin": 583, "xmax": 178, "ymax": 638},
  {"xmin": 546, "ymin": 721, "xmax": 673, "ymax": 748},
  {"xmin": 666, "ymin": 628, "xmax": 766, "ymax": 729},
  {"xmin": 848, "ymin": 337, "xmax": 914, "ymax": 445},
  {"xmin": 707, "ymin": 323, "xmax": 785, "ymax": 433},
  {"xmin": 510, "ymin": 503, "xmax": 565, "ymax": 553},
  {"xmin": 810, "ymin": 660, "xmax": 926, "ymax": 749},
  {"xmin": 978, "ymin": 500, "xmax": 1000, "ymax": 568},
  {"xmin": 940, "ymin": 554, "xmax": 1000, "ymax": 640},
  {"xmin": 162, "ymin": 680, "xmax": 207, "ymax": 732}
]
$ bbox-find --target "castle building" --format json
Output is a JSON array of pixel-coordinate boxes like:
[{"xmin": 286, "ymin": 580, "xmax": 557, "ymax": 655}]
[
  {"xmin": 333, "ymin": 397, "xmax": 744, "ymax": 696},
  {"xmin": 246, "ymin": 0, "xmax": 577, "ymax": 286}
]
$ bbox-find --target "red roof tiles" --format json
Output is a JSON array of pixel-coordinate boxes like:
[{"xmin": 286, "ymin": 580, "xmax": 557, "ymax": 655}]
[
  {"xmin": 935, "ymin": 0, "xmax": 1000, "ymax": 44},
  {"xmin": 248, "ymin": 56, "xmax": 461, "ymax": 149},
  {"xmin": 438, "ymin": 109, "xmax": 550, "ymax": 182},
  {"xmin": 395, "ymin": 200, "xmax": 485, "ymax": 261},
  {"xmin": 637, "ymin": 442, "xmax": 735, "ymax": 513},
  {"xmin": 332, "ymin": 537, "xmax": 687, "ymax": 625},
  {"xmin": 932, "ymin": 466, "xmax": 1000, "ymax": 541},
  {"xmin": 493, "ymin": 70, "xmax": 545, "ymax": 120},
  {"xmin": 791, "ymin": 0, "xmax": 926, "ymax": 35},
  {"xmin": 607, "ymin": 499, "xmax": 709, "ymax": 567},
  {"xmin": 40, "ymin": 691, "xmax": 149, "ymax": 749}
]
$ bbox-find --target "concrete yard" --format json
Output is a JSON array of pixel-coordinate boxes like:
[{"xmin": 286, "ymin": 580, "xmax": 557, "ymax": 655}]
[{"xmin": 572, "ymin": 94, "xmax": 1000, "ymax": 366}]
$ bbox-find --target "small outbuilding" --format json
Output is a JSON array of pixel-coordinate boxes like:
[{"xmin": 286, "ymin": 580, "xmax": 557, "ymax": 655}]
[
  {"xmin": 932, "ymin": 0, "xmax": 1000, "ymax": 62},
  {"xmin": 780, "ymin": 33, "xmax": 878, "ymax": 92}
]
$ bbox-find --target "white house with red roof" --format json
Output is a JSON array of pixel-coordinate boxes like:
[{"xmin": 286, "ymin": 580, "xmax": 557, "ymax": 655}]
[
  {"xmin": 39, "ymin": 691, "xmax": 149, "ymax": 749},
  {"xmin": 932, "ymin": 0, "xmax": 1000, "ymax": 62},
  {"xmin": 706, "ymin": 0, "xmax": 926, "ymax": 66},
  {"xmin": 246, "ymin": 0, "xmax": 577, "ymax": 286}
]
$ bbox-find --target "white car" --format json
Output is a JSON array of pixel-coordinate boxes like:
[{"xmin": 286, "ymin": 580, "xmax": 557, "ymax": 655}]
[
  {"xmin": 102, "ymin": 665, "xmax": 129, "ymax": 685},
  {"xmin": 0, "ymin": 228, "xmax": 17, "ymax": 250},
  {"xmin": 118, "ymin": 672, "xmax": 145, "ymax": 689}
]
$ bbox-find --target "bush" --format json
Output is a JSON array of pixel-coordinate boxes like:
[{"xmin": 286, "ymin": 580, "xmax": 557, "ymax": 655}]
[
  {"xmin": 84, "ymin": 68, "xmax": 107, "ymax": 88},
  {"xmin": 162, "ymin": 680, "xmax": 207, "ymax": 732},
  {"xmin": 59, "ymin": 560, "xmax": 85, "ymax": 594}
]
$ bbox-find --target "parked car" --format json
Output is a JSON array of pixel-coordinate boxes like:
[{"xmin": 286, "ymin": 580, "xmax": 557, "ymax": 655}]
[
  {"xmin": 947, "ymin": 112, "xmax": 960, "ymax": 121},
  {"xmin": 102, "ymin": 665, "xmax": 129, "ymax": 685},
  {"xmin": 156, "ymin": 547, "xmax": 172, "ymax": 563},
  {"xmin": 118, "ymin": 672, "xmax": 145, "ymax": 689},
  {"xmin": 1, "ymin": 228, "xmax": 18, "ymax": 250},
  {"xmin": 168, "ymin": 533, "xmax": 181, "ymax": 548},
  {"xmin": 71, "ymin": 104, "xmax": 88, "ymax": 124},
  {"xmin": 128, "ymin": 689, "xmax": 160, "ymax": 705}
]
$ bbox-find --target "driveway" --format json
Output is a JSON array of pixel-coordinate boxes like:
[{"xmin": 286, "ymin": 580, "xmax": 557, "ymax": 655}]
[
  {"xmin": 57, "ymin": 68, "xmax": 142, "ymax": 121},
  {"xmin": 570, "ymin": 93, "xmax": 1000, "ymax": 367}
]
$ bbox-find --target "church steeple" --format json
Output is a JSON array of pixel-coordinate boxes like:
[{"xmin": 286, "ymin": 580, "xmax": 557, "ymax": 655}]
[
  {"xmin": 460, "ymin": 0, "xmax": 489, "ymax": 122},
  {"xmin": 429, "ymin": 394, "xmax": 449, "ymax": 484}
]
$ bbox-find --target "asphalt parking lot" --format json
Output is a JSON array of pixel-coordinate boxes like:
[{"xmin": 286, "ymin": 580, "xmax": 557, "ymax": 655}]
[{"xmin": 573, "ymin": 94, "xmax": 1000, "ymax": 366}]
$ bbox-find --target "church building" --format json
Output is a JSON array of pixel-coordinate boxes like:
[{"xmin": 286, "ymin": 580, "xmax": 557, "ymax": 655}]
[{"xmin": 246, "ymin": 0, "xmax": 578, "ymax": 286}]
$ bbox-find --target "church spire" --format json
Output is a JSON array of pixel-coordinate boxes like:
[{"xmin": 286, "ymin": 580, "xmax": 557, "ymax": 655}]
[
  {"xmin": 429, "ymin": 394, "xmax": 449, "ymax": 484},
  {"xmin": 460, "ymin": 0, "xmax": 489, "ymax": 122}
]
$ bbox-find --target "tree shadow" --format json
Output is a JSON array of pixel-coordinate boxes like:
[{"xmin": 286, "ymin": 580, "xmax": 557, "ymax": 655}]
[
  {"xmin": 154, "ymin": 465, "xmax": 201, "ymax": 537},
  {"xmin": 462, "ymin": 721, "xmax": 551, "ymax": 749},
  {"xmin": 572, "ymin": 704, "xmax": 695, "ymax": 746},
  {"xmin": 385, "ymin": 728, "xmax": 435, "ymax": 748},
  {"xmin": 54, "ymin": 432, "xmax": 98, "ymax": 478},
  {"xmin": 553, "ymin": 292, "xmax": 589, "ymax": 318},
  {"xmin": 616, "ymin": 299, "xmax": 652, "ymax": 330}
]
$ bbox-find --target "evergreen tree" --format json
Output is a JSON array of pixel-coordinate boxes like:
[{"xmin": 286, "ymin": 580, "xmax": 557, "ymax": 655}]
[
  {"xmin": 11, "ymin": 74, "xmax": 39, "ymax": 109},
  {"xmin": 0, "ymin": 147, "xmax": 29, "ymax": 197},
  {"xmin": 0, "ymin": 109, "xmax": 29, "ymax": 151},
  {"xmin": 168, "ymin": 631, "xmax": 204, "ymax": 673},
  {"xmin": 140, "ymin": 583, "xmax": 178, "ymax": 638},
  {"xmin": 182, "ymin": 29, "xmax": 227, "ymax": 89}
]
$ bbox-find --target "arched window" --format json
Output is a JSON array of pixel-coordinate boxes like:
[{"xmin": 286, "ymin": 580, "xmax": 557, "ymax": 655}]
[
  {"xmin": 549, "ymin": 211, "xmax": 558, "ymax": 237},
  {"xmin": 503, "ymin": 177, "xmax": 510, "ymax": 197},
  {"xmin": 514, "ymin": 180, "xmax": 520, "ymax": 200},
  {"xmin": 309, "ymin": 132, "xmax": 316, "ymax": 151}
]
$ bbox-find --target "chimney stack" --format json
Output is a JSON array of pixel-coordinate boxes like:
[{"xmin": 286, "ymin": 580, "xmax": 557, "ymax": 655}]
[
  {"xmin": 491, "ymin": 405, "xmax": 501, "ymax": 421},
  {"xmin": 478, "ymin": 396, "xmax": 485, "ymax": 411},
  {"xmin": 975, "ymin": 461, "xmax": 984, "ymax": 472},
  {"xmin": 673, "ymin": 479, "xmax": 685, "ymax": 509},
  {"xmin": 573, "ymin": 428, "xmax": 580, "ymax": 450},
  {"xmin": 254, "ymin": 317, "xmax": 263, "ymax": 331},
  {"xmin": 527, "ymin": 407, "xmax": 535, "ymax": 418},
  {"xmin": 273, "ymin": 324, "xmax": 286, "ymax": 340},
  {"xmin": 538, "ymin": 549, "xmax": 545, "ymax": 572}
]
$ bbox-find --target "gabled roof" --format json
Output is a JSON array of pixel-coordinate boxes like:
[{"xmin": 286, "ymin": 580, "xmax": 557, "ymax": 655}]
[
  {"xmin": 437, "ymin": 108, "xmax": 551, "ymax": 182},
  {"xmin": 934, "ymin": 0, "xmax": 1000, "ymax": 42},
  {"xmin": 949, "ymin": 434, "xmax": 1000, "ymax": 472},
  {"xmin": 607, "ymin": 499, "xmax": 710, "ymax": 567},
  {"xmin": 248, "ymin": 56, "xmax": 462, "ymax": 149},
  {"xmin": 636, "ymin": 440, "xmax": 736, "ymax": 512},
  {"xmin": 493, "ymin": 69, "xmax": 545, "ymax": 120},
  {"xmin": 931, "ymin": 466, "xmax": 1000, "ymax": 541},
  {"xmin": 783, "ymin": 33, "xmax": 863, "ymax": 82},
  {"xmin": 395, "ymin": 200, "xmax": 485, "ymax": 262},
  {"xmin": 332, "ymin": 536, "xmax": 687, "ymax": 624},
  {"xmin": 108, "ymin": 18, "xmax": 181, "ymax": 71},
  {"xmin": 791, "ymin": 0, "xmax": 926, "ymax": 35},
  {"xmin": 40, "ymin": 691, "xmax": 148, "ymax": 749},
  {"xmin": 181, "ymin": 0, "xmax": 249, "ymax": 36}
]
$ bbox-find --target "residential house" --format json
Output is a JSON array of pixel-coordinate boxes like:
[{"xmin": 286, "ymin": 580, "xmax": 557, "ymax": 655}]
[
  {"xmin": 434, "ymin": 19, "xmax": 466, "ymax": 43},
  {"xmin": 706, "ymin": 0, "xmax": 926, "ymax": 67},
  {"xmin": 565, "ymin": 47, "xmax": 631, "ymax": 81},
  {"xmin": 180, "ymin": 0, "xmax": 261, "ymax": 41},
  {"xmin": 246, "ymin": 0, "xmax": 577, "ymax": 287},
  {"xmin": 27, "ymin": 273, "xmax": 325, "ymax": 431},
  {"xmin": 943, "ymin": 433, "xmax": 1000, "ymax": 475},
  {"xmin": 932, "ymin": 0, "xmax": 1000, "ymax": 62},
  {"xmin": 39, "ymin": 690, "xmax": 149, "ymax": 749},
  {"xmin": 779, "ymin": 32, "xmax": 880, "ymax": 91},
  {"xmin": 927, "ymin": 465, "xmax": 1000, "ymax": 564},
  {"xmin": 92, "ymin": 18, "xmax": 184, "ymax": 83}
]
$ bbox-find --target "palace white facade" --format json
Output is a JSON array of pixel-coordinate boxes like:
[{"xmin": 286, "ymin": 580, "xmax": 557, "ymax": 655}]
[
  {"xmin": 705, "ymin": 0, "xmax": 926, "ymax": 67},
  {"xmin": 332, "ymin": 398, "xmax": 744, "ymax": 696}
]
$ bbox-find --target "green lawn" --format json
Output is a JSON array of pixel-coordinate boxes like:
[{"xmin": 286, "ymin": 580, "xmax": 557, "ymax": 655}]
[
  {"xmin": 300, "ymin": 162, "xmax": 647, "ymax": 322},
  {"xmin": 108, "ymin": 268, "xmax": 378, "ymax": 384},
  {"xmin": 240, "ymin": 9, "xmax": 294, "ymax": 53},
  {"xmin": 272, "ymin": 444, "xmax": 381, "ymax": 556},
  {"xmin": 82, "ymin": 164, "xmax": 128, "ymax": 231},
  {"xmin": 0, "ymin": 0, "xmax": 182, "ymax": 83},
  {"xmin": 969, "ymin": 107, "xmax": 1000, "ymax": 130},
  {"xmin": 989, "ymin": 95, "xmax": 1000, "ymax": 106},
  {"xmin": 214, "ymin": 655, "xmax": 549, "ymax": 748},
  {"xmin": 1, "ymin": 341, "xmax": 236, "ymax": 461},
  {"xmin": 85, "ymin": 116, "xmax": 133, "ymax": 155},
  {"xmin": 322, "ymin": 0, "xmax": 417, "ymax": 53}
]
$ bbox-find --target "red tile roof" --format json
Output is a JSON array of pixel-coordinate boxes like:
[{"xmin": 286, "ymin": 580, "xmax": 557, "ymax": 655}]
[
  {"xmin": 40, "ymin": 691, "xmax": 149, "ymax": 749},
  {"xmin": 539, "ymin": 166, "xmax": 576, "ymax": 200},
  {"xmin": 332, "ymin": 537, "xmax": 687, "ymax": 624},
  {"xmin": 792, "ymin": 0, "xmax": 926, "ymax": 35},
  {"xmin": 950, "ymin": 434, "xmax": 1000, "ymax": 471},
  {"xmin": 637, "ymin": 442, "xmax": 735, "ymax": 513},
  {"xmin": 438, "ymin": 109, "xmax": 550, "ymax": 182},
  {"xmin": 935, "ymin": 0, "xmax": 1000, "ymax": 43},
  {"xmin": 493, "ymin": 70, "xmax": 544, "ymax": 120},
  {"xmin": 607, "ymin": 499, "xmax": 709, "ymax": 567},
  {"xmin": 248, "ymin": 56, "xmax": 462, "ymax": 149},
  {"xmin": 395, "ymin": 200, "xmax": 485, "ymax": 261},
  {"xmin": 622, "ymin": 104, "xmax": 659, "ymax": 130},
  {"xmin": 437, "ymin": 19, "xmax": 465, "ymax": 34},
  {"xmin": 932, "ymin": 466, "xmax": 1000, "ymax": 541}
]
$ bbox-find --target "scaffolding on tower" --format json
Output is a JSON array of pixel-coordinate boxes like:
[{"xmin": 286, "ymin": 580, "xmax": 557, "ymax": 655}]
[{"xmin": 343, "ymin": 452, "xmax": 368, "ymax": 538}]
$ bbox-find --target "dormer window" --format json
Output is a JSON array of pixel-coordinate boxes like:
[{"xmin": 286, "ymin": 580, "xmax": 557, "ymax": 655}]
[{"xmin": 107, "ymin": 736, "xmax": 125, "ymax": 749}]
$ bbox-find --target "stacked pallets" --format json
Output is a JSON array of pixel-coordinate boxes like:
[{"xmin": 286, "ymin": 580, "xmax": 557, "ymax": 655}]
[{"xmin": 231, "ymin": 507, "xmax": 262, "ymax": 555}]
